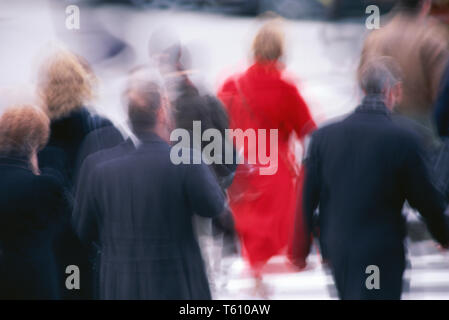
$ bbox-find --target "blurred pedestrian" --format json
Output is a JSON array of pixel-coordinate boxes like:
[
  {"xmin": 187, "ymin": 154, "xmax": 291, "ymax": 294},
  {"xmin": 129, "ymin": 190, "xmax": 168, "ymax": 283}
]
[
  {"xmin": 0, "ymin": 105, "xmax": 67, "ymax": 299},
  {"xmin": 36, "ymin": 48, "xmax": 119, "ymax": 299},
  {"xmin": 71, "ymin": 67, "xmax": 153, "ymax": 299},
  {"xmin": 37, "ymin": 48, "xmax": 117, "ymax": 187},
  {"xmin": 173, "ymin": 93, "xmax": 238, "ymax": 295},
  {"xmin": 217, "ymin": 21, "xmax": 316, "ymax": 296},
  {"xmin": 73, "ymin": 75, "xmax": 225, "ymax": 300},
  {"xmin": 149, "ymin": 31, "xmax": 239, "ymax": 294},
  {"xmin": 303, "ymin": 57, "xmax": 449, "ymax": 300},
  {"xmin": 359, "ymin": 0, "xmax": 449, "ymax": 149}
]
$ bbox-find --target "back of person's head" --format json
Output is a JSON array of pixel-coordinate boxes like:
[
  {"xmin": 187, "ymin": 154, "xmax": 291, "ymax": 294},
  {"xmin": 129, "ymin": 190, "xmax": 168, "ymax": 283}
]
[
  {"xmin": 252, "ymin": 20, "xmax": 285, "ymax": 63},
  {"xmin": 0, "ymin": 105, "xmax": 49, "ymax": 158},
  {"xmin": 358, "ymin": 56, "xmax": 403, "ymax": 96},
  {"xmin": 37, "ymin": 47, "xmax": 94, "ymax": 120},
  {"xmin": 173, "ymin": 94, "xmax": 208, "ymax": 131},
  {"xmin": 126, "ymin": 68, "xmax": 164, "ymax": 137}
]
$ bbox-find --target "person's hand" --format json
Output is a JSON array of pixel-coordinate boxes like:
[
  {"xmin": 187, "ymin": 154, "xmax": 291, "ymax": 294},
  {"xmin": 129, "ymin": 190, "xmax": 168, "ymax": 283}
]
[
  {"xmin": 436, "ymin": 243, "xmax": 449, "ymax": 251},
  {"xmin": 30, "ymin": 151, "xmax": 41, "ymax": 176}
]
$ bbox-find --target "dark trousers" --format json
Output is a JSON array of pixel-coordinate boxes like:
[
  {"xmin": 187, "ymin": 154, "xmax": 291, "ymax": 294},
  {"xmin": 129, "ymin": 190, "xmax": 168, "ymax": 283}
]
[{"xmin": 329, "ymin": 244, "xmax": 405, "ymax": 300}]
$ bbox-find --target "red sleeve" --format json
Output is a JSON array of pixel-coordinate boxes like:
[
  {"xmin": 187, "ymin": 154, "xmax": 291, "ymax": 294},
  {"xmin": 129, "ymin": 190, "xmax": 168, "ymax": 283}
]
[
  {"xmin": 285, "ymin": 84, "xmax": 316, "ymax": 140},
  {"xmin": 217, "ymin": 77, "xmax": 238, "ymax": 114}
]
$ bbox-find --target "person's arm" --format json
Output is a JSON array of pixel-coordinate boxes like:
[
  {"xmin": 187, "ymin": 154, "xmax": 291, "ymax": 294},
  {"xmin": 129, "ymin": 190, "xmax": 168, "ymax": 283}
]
[
  {"xmin": 402, "ymin": 132, "xmax": 449, "ymax": 247},
  {"xmin": 183, "ymin": 149, "xmax": 225, "ymax": 218},
  {"xmin": 422, "ymin": 23, "xmax": 449, "ymax": 106},
  {"xmin": 217, "ymin": 78, "xmax": 237, "ymax": 116},
  {"xmin": 286, "ymin": 85, "xmax": 316, "ymax": 140},
  {"xmin": 302, "ymin": 132, "xmax": 322, "ymax": 234},
  {"xmin": 434, "ymin": 64, "xmax": 449, "ymax": 137}
]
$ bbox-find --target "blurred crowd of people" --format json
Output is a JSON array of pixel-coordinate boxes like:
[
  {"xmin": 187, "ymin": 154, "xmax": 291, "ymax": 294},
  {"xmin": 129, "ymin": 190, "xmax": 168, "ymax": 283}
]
[{"xmin": 1, "ymin": 0, "xmax": 449, "ymax": 300}]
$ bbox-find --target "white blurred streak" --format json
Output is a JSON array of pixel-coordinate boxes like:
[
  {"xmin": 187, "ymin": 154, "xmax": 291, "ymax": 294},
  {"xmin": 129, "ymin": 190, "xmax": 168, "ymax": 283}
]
[{"xmin": 0, "ymin": 85, "xmax": 40, "ymax": 115}]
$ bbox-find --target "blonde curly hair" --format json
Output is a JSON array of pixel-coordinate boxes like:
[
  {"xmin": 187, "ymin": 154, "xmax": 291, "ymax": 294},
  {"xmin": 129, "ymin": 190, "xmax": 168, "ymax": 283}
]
[
  {"xmin": 0, "ymin": 105, "xmax": 50, "ymax": 157},
  {"xmin": 37, "ymin": 49, "xmax": 94, "ymax": 120}
]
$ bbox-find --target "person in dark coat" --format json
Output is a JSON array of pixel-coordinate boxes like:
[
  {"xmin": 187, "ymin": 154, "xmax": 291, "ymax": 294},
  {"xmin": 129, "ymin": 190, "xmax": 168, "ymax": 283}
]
[
  {"xmin": 0, "ymin": 105, "xmax": 67, "ymax": 299},
  {"xmin": 173, "ymin": 94, "xmax": 237, "ymax": 237},
  {"xmin": 73, "ymin": 76, "xmax": 225, "ymax": 300},
  {"xmin": 36, "ymin": 49, "xmax": 121, "ymax": 299},
  {"xmin": 302, "ymin": 57, "xmax": 449, "ymax": 300}
]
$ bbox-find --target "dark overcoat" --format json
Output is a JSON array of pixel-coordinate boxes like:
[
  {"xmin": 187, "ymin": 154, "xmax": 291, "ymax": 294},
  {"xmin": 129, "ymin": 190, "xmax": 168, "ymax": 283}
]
[
  {"xmin": 73, "ymin": 133, "xmax": 225, "ymax": 299},
  {"xmin": 0, "ymin": 156, "xmax": 67, "ymax": 299},
  {"xmin": 38, "ymin": 107, "xmax": 118, "ymax": 299},
  {"xmin": 303, "ymin": 95, "xmax": 449, "ymax": 299}
]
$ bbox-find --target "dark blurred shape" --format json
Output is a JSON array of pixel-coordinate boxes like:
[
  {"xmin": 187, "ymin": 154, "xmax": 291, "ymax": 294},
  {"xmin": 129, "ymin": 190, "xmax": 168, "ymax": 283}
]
[
  {"xmin": 151, "ymin": 28, "xmax": 240, "ymax": 260},
  {"xmin": 431, "ymin": 0, "xmax": 449, "ymax": 24},
  {"xmin": 434, "ymin": 62, "xmax": 449, "ymax": 139},
  {"xmin": 432, "ymin": 66, "xmax": 449, "ymax": 202},
  {"xmin": 173, "ymin": 93, "xmax": 239, "ymax": 260},
  {"xmin": 303, "ymin": 57, "xmax": 449, "ymax": 300},
  {"xmin": 74, "ymin": 125, "xmax": 126, "ymax": 184},
  {"xmin": 83, "ymin": 0, "xmax": 396, "ymax": 19},
  {"xmin": 173, "ymin": 93, "xmax": 237, "ymax": 188},
  {"xmin": 325, "ymin": 0, "xmax": 396, "ymax": 19}
]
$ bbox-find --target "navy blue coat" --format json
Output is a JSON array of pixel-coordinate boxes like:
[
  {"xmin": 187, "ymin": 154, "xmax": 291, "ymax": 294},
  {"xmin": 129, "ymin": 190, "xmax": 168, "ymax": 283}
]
[
  {"xmin": 74, "ymin": 125, "xmax": 125, "ymax": 185},
  {"xmin": 303, "ymin": 95, "xmax": 449, "ymax": 300},
  {"xmin": 0, "ymin": 156, "xmax": 67, "ymax": 299},
  {"xmin": 73, "ymin": 139, "xmax": 135, "ymax": 299},
  {"xmin": 73, "ymin": 132, "xmax": 225, "ymax": 299}
]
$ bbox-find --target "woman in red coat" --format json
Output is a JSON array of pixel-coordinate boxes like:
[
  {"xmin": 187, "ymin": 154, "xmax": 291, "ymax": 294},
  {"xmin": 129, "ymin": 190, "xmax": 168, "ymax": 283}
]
[{"xmin": 217, "ymin": 22, "xmax": 316, "ymax": 296}]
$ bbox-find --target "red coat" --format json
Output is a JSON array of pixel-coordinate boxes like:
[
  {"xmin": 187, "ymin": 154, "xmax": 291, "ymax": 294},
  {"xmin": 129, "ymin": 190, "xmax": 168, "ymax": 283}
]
[{"xmin": 218, "ymin": 62, "xmax": 316, "ymax": 271}]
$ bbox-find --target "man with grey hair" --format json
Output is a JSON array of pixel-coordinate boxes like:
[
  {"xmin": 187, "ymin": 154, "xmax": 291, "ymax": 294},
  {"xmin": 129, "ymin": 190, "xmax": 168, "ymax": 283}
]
[
  {"xmin": 301, "ymin": 57, "xmax": 449, "ymax": 299},
  {"xmin": 73, "ymin": 70, "xmax": 225, "ymax": 299}
]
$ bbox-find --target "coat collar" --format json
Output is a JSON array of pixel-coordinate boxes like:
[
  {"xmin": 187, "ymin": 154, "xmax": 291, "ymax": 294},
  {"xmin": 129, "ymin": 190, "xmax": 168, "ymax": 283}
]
[
  {"xmin": 248, "ymin": 61, "xmax": 283, "ymax": 77},
  {"xmin": 355, "ymin": 94, "xmax": 391, "ymax": 115},
  {"xmin": 0, "ymin": 154, "xmax": 31, "ymax": 171},
  {"xmin": 138, "ymin": 131, "xmax": 166, "ymax": 144}
]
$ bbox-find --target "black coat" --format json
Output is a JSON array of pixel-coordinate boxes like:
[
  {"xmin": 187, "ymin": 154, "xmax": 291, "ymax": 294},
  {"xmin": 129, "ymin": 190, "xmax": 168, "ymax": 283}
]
[
  {"xmin": 73, "ymin": 132, "xmax": 225, "ymax": 300},
  {"xmin": 303, "ymin": 95, "xmax": 449, "ymax": 300},
  {"xmin": 39, "ymin": 108, "xmax": 114, "ymax": 188},
  {"xmin": 0, "ymin": 156, "xmax": 67, "ymax": 299}
]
